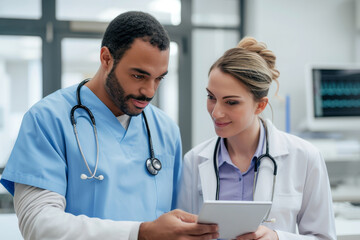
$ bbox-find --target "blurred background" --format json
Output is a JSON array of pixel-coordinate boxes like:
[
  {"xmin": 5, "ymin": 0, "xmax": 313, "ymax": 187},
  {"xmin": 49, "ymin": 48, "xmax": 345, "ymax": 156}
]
[{"xmin": 0, "ymin": 0, "xmax": 360, "ymax": 238}]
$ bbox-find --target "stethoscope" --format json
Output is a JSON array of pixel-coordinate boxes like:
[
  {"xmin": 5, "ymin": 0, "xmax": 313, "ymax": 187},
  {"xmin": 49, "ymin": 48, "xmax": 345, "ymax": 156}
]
[
  {"xmin": 213, "ymin": 119, "xmax": 277, "ymax": 222},
  {"xmin": 70, "ymin": 79, "xmax": 162, "ymax": 181}
]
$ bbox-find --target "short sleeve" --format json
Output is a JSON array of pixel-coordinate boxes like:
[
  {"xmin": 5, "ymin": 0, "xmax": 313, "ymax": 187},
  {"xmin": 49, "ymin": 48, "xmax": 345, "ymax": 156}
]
[{"xmin": 1, "ymin": 108, "xmax": 68, "ymax": 196}]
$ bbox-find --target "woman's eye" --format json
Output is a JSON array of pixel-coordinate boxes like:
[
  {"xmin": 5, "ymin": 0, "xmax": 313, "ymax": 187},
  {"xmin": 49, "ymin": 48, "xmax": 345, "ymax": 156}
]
[
  {"xmin": 226, "ymin": 101, "xmax": 239, "ymax": 105},
  {"xmin": 207, "ymin": 94, "xmax": 215, "ymax": 100}
]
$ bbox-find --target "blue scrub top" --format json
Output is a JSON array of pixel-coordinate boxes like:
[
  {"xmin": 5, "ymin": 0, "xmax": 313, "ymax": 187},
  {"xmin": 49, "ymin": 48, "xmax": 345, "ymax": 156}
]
[{"xmin": 1, "ymin": 84, "xmax": 182, "ymax": 222}]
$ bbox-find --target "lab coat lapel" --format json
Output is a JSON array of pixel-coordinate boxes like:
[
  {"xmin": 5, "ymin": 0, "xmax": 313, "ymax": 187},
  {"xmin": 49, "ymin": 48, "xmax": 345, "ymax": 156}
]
[
  {"xmin": 253, "ymin": 158, "xmax": 274, "ymax": 201},
  {"xmin": 199, "ymin": 160, "xmax": 217, "ymax": 201},
  {"xmin": 198, "ymin": 138, "xmax": 218, "ymax": 201},
  {"xmin": 254, "ymin": 120, "xmax": 288, "ymax": 201}
]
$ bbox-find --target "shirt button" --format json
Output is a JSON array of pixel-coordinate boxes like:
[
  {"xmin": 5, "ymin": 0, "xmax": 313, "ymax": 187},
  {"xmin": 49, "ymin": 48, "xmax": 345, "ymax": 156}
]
[{"xmin": 239, "ymin": 178, "xmax": 242, "ymax": 181}]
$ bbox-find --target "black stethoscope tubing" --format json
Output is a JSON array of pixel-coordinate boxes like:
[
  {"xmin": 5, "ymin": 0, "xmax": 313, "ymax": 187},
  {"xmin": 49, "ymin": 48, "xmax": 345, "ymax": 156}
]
[
  {"xmin": 70, "ymin": 79, "xmax": 162, "ymax": 180},
  {"xmin": 213, "ymin": 120, "xmax": 277, "ymax": 222},
  {"xmin": 213, "ymin": 120, "xmax": 278, "ymax": 200}
]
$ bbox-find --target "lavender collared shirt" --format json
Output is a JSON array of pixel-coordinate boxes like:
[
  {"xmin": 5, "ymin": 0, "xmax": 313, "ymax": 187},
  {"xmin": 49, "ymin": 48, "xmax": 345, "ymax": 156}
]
[{"xmin": 217, "ymin": 121, "xmax": 265, "ymax": 201}]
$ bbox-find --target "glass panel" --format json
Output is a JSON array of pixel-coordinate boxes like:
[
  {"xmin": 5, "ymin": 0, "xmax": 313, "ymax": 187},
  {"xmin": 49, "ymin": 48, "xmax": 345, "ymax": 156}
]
[
  {"xmin": 158, "ymin": 42, "xmax": 179, "ymax": 124},
  {"xmin": 56, "ymin": 0, "xmax": 181, "ymax": 25},
  {"xmin": 61, "ymin": 38, "xmax": 179, "ymax": 123},
  {"xmin": 0, "ymin": 0, "xmax": 41, "ymax": 19},
  {"xmin": 61, "ymin": 38, "xmax": 101, "ymax": 88},
  {"xmin": 0, "ymin": 36, "xmax": 42, "ymax": 169},
  {"xmin": 192, "ymin": 29, "xmax": 239, "ymax": 146},
  {"xmin": 192, "ymin": 0, "xmax": 239, "ymax": 27}
]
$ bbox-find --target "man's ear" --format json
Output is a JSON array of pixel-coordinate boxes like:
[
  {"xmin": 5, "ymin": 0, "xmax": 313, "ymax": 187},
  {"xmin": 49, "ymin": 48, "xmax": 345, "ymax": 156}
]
[
  {"xmin": 100, "ymin": 46, "xmax": 113, "ymax": 73},
  {"xmin": 255, "ymin": 97, "xmax": 269, "ymax": 115}
]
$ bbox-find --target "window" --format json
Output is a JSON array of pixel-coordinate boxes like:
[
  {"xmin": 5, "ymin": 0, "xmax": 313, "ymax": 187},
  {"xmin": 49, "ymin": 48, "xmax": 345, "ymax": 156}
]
[
  {"xmin": 0, "ymin": 0, "xmax": 41, "ymax": 19},
  {"xmin": 61, "ymin": 38, "xmax": 101, "ymax": 88},
  {"xmin": 0, "ymin": 36, "xmax": 42, "ymax": 169},
  {"xmin": 56, "ymin": 0, "xmax": 181, "ymax": 25},
  {"xmin": 192, "ymin": 0, "xmax": 239, "ymax": 27}
]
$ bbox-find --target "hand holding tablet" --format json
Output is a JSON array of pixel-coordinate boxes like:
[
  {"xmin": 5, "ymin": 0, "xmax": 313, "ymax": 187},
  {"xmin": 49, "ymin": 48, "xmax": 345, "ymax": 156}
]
[{"xmin": 197, "ymin": 200, "xmax": 272, "ymax": 239}]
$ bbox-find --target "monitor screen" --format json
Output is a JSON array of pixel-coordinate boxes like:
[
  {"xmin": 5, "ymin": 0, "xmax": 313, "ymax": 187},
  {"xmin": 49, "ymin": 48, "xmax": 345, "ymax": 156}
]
[{"xmin": 306, "ymin": 64, "xmax": 360, "ymax": 131}]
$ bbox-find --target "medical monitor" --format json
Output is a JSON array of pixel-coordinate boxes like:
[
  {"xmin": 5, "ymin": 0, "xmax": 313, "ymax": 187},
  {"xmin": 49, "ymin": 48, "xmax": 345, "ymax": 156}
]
[{"xmin": 305, "ymin": 64, "xmax": 360, "ymax": 131}]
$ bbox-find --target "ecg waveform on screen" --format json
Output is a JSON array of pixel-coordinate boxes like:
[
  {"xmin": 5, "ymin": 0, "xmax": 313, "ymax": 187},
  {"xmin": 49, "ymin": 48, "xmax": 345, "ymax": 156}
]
[
  {"xmin": 321, "ymin": 81, "xmax": 360, "ymax": 109},
  {"xmin": 322, "ymin": 99, "xmax": 360, "ymax": 108},
  {"xmin": 319, "ymin": 79, "xmax": 360, "ymax": 116},
  {"xmin": 321, "ymin": 82, "xmax": 360, "ymax": 96},
  {"xmin": 313, "ymin": 69, "xmax": 360, "ymax": 117}
]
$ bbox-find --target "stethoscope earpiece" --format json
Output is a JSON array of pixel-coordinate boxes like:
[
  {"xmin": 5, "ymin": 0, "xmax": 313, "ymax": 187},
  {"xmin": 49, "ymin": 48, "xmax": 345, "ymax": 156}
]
[{"xmin": 80, "ymin": 173, "xmax": 104, "ymax": 180}]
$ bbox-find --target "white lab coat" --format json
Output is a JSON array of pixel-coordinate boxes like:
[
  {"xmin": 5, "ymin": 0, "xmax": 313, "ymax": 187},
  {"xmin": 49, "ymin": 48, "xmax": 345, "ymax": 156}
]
[{"xmin": 177, "ymin": 120, "xmax": 336, "ymax": 240}]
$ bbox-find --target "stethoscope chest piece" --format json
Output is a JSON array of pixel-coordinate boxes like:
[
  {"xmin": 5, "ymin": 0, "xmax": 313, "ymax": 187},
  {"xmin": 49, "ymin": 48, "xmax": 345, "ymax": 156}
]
[{"xmin": 146, "ymin": 157, "xmax": 162, "ymax": 175}]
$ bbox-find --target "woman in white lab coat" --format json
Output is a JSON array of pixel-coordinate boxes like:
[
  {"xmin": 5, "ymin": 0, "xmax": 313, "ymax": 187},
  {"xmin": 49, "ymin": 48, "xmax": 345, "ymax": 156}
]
[{"xmin": 177, "ymin": 37, "xmax": 336, "ymax": 239}]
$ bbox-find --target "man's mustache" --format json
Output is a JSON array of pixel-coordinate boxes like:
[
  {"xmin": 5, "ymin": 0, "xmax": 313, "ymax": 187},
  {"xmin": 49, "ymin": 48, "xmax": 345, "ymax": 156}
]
[{"xmin": 126, "ymin": 95, "xmax": 153, "ymax": 102}]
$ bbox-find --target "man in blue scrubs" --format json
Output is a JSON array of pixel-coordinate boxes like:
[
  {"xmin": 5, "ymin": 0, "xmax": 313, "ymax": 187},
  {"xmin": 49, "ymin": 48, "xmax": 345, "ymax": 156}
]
[{"xmin": 0, "ymin": 11, "xmax": 218, "ymax": 240}]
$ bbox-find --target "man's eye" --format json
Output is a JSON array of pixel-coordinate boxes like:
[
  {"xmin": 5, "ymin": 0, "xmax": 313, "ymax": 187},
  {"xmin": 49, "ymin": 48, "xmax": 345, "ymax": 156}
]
[
  {"xmin": 133, "ymin": 74, "xmax": 144, "ymax": 79},
  {"xmin": 157, "ymin": 76, "xmax": 165, "ymax": 81}
]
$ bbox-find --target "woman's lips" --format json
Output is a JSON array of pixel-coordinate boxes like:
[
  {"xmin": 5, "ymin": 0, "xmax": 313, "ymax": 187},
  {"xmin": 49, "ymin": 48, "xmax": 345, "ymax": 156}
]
[{"xmin": 214, "ymin": 121, "xmax": 230, "ymax": 128}]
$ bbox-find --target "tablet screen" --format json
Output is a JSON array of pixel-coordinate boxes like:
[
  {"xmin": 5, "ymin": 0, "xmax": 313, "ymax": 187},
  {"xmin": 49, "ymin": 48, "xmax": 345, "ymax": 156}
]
[{"xmin": 197, "ymin": 200, "xmax": 272, "ymax": 239}]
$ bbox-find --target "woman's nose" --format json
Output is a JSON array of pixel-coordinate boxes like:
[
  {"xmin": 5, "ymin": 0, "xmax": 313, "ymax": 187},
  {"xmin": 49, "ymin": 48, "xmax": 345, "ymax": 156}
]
[{"xmin": 211, "ymin": 103, "xmax": 225, "ymax": 119}]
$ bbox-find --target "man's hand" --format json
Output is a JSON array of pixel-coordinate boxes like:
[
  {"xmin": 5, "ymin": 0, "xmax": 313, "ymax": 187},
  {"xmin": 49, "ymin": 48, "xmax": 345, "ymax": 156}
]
[
  {"xmin": 138, "ymin": 209, "xmax": 219, "ymax": 240},
  {"xmin": 236, "ymin": 225, "xmax": 279, "ymax": 240}
]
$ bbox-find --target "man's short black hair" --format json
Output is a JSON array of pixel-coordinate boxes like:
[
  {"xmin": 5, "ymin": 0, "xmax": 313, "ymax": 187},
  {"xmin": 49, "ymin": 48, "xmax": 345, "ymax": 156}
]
[{"xmin": 101, "ymin": 11, "xmax": 170, "ymax": 62}]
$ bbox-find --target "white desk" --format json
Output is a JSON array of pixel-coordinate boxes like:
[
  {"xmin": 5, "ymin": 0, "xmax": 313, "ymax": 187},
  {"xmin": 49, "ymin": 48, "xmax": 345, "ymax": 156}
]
[
  {"xmin": 336, "ymin": 218, "xmax": 360, "ymax": 240},
  {"xmin": 332, "ymin": 186, "xmax": 360, "ymax": 202}
]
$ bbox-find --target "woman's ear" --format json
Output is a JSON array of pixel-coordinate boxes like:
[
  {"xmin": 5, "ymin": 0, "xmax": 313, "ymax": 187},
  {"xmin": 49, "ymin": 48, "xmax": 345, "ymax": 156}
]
[{"xmin": 255, "ymin": 97, "xmax": 269, "ymax": 115}]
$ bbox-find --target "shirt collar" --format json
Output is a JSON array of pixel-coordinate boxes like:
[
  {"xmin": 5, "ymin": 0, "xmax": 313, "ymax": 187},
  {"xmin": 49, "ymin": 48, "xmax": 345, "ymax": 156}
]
[{"xmin": 218, "ymin": 119, "xmax": 266, "ymax": 168}]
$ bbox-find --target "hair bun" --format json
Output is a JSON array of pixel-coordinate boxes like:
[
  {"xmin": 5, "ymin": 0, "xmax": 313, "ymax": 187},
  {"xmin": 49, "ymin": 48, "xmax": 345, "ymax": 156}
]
[{"xmin": 237, "ymin": 36, "xmax": 280, "ymax": 81}]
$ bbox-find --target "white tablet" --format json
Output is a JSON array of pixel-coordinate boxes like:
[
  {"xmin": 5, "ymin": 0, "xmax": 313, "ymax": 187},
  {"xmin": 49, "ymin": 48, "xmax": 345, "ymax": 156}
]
[{"xmin": 197, "ymin": 200, "xmax": 272, "ymax": 239}]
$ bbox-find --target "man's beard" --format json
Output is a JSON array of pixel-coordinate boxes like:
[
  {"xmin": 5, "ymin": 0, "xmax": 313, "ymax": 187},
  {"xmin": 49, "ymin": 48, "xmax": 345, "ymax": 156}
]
[{"xmin": 104, "ymin": 67, "xmax": 153, "ymax": 116}]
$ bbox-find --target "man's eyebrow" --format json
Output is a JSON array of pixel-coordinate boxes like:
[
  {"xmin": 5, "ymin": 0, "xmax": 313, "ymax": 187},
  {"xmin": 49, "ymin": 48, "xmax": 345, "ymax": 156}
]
[
  {"xmin": 131, "ymin": 68, "xmax": 168, "ymax": 78},
  {"xmin": 131, "ymin": 68, "xmax": 151, "ymax": 76},
  {"xmin": 159, "ymin": 71, "xmax": 168, "ymax": 77}
]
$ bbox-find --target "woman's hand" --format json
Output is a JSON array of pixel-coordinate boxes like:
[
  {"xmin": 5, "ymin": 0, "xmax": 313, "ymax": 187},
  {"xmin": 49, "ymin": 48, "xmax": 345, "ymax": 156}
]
[{"xmin": 235, "ymin": 225, "xmax": 278, "ymax": 240}]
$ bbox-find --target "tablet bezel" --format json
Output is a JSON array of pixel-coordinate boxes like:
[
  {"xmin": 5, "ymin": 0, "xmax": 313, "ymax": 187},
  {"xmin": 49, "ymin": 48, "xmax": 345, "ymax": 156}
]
[{"xmin": 197, "ymin": 200, "xmax": 272, "ymax": 239}]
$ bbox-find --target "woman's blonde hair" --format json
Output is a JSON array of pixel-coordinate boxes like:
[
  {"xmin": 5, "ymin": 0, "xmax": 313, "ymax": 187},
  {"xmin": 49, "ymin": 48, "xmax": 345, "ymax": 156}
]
[{"xmin": 209, "ymin": 36, "xmax": 280, "ymax": 101}]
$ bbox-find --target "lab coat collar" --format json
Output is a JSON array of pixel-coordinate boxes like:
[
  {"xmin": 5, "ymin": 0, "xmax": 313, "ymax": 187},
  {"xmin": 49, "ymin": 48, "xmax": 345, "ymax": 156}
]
[
  {"xmin": 197, "ymin": 119, "xmax": 289, "ymax": 201},
  {"xmin": 264, "ymin": 119, "xmax": 289, "ymax": 158}
]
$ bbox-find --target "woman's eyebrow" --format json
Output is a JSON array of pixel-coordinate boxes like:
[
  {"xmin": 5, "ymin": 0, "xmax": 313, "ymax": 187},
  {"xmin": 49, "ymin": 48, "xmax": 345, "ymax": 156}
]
[
  {"xmin": 206, "ymin": 89, "xmax": 241, "ymax": 99},
  {"xmin": 223, "ymin": 95, "xmax": 241, "ymax": 99}
]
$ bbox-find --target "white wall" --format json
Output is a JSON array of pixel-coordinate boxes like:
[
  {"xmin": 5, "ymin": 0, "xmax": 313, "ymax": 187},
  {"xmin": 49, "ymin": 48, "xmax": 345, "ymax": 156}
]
[
  {"xmin": 356, "ymin": 0, "xmax": 360, "ymax": 61},
  {"xmin": 244, "ymin": 0, "xmax": 358, "ymax": 132}
]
